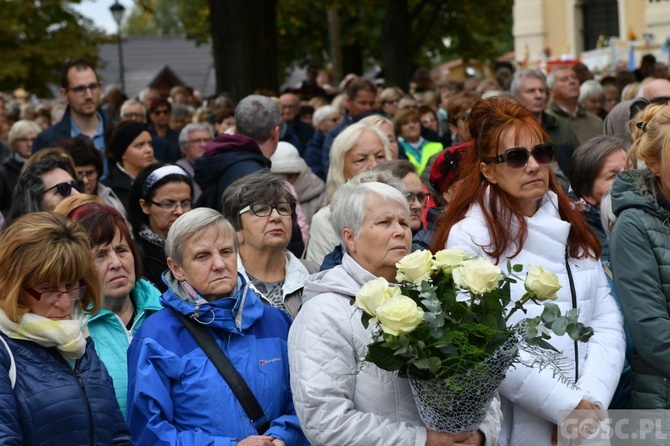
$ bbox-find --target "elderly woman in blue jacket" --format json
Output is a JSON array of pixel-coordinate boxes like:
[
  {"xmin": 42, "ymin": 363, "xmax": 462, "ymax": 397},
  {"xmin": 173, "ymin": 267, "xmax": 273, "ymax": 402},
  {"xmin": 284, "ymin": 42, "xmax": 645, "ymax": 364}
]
[
  {"xmin": 127, "ymin": 207, "xmax": 308, "ymax": 446},
  {"xmin": 67, "ymin": 203, "xmax": 161, "ymax": 419},
  {"xmin": 0, "ymin": 212, "xmax": 131, "ymax": 445}
]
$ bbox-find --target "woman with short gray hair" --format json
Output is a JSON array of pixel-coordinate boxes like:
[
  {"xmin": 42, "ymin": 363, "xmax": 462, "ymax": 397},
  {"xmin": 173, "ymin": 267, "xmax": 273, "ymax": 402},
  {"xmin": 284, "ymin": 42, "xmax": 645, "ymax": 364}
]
[
  {"xmin": 578, "ymin": 80, "xmax": 606, "ymax": 118},
  {"xmin": 127, "ymin": 206, "xmax": 309, "ymax": 445},
  {"xmin": 0, "ymin": 120, "xmax": 41, "ymax": 215},
  {"xmin": 568, "ymin": 135, "xmax": 627, "ymax": 261},
  {"xmin": 289, "ymin": 180, "xmax": 501, "ymax": 445},
  {"xmin": 222, "ymin": 171, "xmax": 317, "ymax": 318}
]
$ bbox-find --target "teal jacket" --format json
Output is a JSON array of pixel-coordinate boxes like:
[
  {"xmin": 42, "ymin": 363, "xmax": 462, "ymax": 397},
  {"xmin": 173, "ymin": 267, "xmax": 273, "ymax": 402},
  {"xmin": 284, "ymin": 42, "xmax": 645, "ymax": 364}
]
[
  {"xmin": 87, "ymin": 278, "xmax": 162, "ymax": 418},
  {"xmin": 610, "ymin": 169, "xmax": 670, "ymax": 409}
]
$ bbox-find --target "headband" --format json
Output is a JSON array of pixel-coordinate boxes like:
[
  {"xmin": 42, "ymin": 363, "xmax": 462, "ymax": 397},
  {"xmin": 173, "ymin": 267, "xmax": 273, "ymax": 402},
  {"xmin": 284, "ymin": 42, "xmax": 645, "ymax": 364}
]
[{"xmin": 143, "ymin": 165, "xmax": 190, "ymax": 196}]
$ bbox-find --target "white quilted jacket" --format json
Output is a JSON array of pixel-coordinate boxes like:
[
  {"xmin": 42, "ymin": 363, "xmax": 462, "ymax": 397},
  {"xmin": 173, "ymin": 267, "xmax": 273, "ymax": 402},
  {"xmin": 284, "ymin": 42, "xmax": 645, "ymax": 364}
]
[
  {"xmin": 446, "ymin": 190, "xmax": 625, "ymax": 446},
  {"xmin": 288, "ymin": 254, "xmax": 501, "ymax": 446}
]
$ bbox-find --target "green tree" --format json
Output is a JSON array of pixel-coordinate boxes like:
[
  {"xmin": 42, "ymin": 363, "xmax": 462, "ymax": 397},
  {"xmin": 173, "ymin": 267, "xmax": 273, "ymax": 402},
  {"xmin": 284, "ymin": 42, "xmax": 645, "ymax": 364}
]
[
  {"xmin": 119, "ymin": 0, "xmax": 514, "ymax": 95},
  {"xmin": 0, "ymin": 0, "xmax": 107, "ymax": 97},
  {"xmin": 125, "ymin": 0, "xmax": 187, "ymax": 36}
]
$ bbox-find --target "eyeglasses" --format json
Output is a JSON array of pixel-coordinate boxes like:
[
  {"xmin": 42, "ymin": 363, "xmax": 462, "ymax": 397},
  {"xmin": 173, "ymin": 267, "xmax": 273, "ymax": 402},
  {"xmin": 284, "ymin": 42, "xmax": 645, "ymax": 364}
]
[
  {"xmin": 484, "ymin": 143, "xmax": 556, "ymax": 170},
  {"xmin": 122, "ymin": 112, "xmax": 145, "ymax": 121},
  {"xmin": 459, "ymin": 111, "xmax": 470, "ymax": 121},
  {"xmin": 421, "ymin": 117, "xmax": 436, "ymax": 126},
  {"xmin": 383, "ymin": 99, "xmax": 400, "ymax": 105},
  {"xmin": 26, "ymin": 285, "xmax": 87, "ymax": 304},
  {"xmin": 76, "ymin": 169, "xmax": 98, "ymax": 180},
  {"xmin": 68, "ymin": 83, "xmax": 101, "ymax": 96},
  {"xmin": 43, "ymin": 180, "xmax": 84, "ymax": 197},
  {"xmin": 188, "ymin": 138, "xmax": 212, "ymax": 145},
  {"xmin": 148, "ymin": 199, "xmax": 192, "ymax": 212},
  {"xmin": 152, "ymin": 109, "xmax": 170, "ymax": 116},
  {"xmin": 405, "ymin": 191, "xmax": 429, "ymax": 204},
  {"xmin": 239, "ymin": 202, "xmax": 295, "ymax": 217}
]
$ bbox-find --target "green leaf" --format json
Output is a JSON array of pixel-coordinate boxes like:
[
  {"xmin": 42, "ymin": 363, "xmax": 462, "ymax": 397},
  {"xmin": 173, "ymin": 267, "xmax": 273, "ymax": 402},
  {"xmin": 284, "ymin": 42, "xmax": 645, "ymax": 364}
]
[
  {"xmin": 512, "ymin": 263, "xmax": 524, "ymax": 273},
  {"xmin": 361, "ymin": 312, "xmax": 371, "ymax": 329},
  {"xmin": 550, "ymin": 317, "xmax": 568, "ymax": 336},
  {"xmin": 541, "ymin": 303, "xmax": 560, "ymax": 322},
  {"xmin": 366, "ymin": 343, "xmax": 403, "ymax": 371}
]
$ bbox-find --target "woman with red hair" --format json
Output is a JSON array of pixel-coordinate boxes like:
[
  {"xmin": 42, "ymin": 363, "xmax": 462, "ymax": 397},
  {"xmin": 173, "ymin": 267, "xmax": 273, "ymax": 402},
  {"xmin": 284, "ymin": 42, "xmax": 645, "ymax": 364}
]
[{"xmin": 433, "ymin": 98, "xmax": 625, "ymax": 446}]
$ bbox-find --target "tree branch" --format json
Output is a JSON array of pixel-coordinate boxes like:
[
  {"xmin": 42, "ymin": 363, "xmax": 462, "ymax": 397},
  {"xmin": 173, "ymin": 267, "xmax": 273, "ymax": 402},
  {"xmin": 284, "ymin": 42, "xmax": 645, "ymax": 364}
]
[
  {"xmin": 409, "ymin": 0, "xmax": 432, "ymax": 22},
  {"xmin": 411, "ymin": 1, "xmax": 446, "ymax": 54}
]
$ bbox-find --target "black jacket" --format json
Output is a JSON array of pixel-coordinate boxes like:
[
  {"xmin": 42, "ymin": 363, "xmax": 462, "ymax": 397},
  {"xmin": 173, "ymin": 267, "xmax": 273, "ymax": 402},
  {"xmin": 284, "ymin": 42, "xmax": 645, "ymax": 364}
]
[
  {"xmin": 194, "ymin": 134, "xmax": 271, "ymax": 211},
  {"xmin": 0, "ymin": 155, "xmax": 24, "ymax": 215},
  {"xmin": 101, "ymin": 163, "xmax": 133, "ymax": 212}
]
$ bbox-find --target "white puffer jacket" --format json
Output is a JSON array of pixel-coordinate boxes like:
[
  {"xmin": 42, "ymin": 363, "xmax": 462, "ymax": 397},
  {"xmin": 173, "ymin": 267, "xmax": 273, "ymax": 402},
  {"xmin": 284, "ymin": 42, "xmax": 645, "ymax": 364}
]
[
  {"xmin": 288, "ymin": 254, "xmax": 501, "ymax": 446},
  {"xmin": 446, "ymin": 191, "xmax": 625, "ymax": 446}
]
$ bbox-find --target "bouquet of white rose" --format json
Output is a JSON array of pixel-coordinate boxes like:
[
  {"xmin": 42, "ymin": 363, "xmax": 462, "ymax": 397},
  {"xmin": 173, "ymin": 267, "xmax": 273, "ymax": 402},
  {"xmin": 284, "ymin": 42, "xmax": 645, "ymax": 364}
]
[{"xmin": 355, "ymin": 249, "xmax": 594, "ymax": 433}]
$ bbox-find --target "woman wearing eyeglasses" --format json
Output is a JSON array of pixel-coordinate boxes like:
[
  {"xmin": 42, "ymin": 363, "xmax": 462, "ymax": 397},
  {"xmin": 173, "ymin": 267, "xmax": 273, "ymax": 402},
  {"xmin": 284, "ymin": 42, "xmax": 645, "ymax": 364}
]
[
  {"xmin": 433, "ymin": 98, "xmax": 625, "ymax": 446},
  {"xmin": 5, "ymin": 149, "xmax": 83, "ymax": 227},
  {"xmin": 222, "ymin": 171, "xmax": 318, "ymax": 318},
  {"xmin": 128, "ymin": 164, "xmax": 193, "ymax": 292},
  {"xmin": 0, "ymin": 212, "xmax": 132, "ymax": 445},
  {"xmin": 374, "ymin": 160, "xmax": 427, "ymax": 234}
]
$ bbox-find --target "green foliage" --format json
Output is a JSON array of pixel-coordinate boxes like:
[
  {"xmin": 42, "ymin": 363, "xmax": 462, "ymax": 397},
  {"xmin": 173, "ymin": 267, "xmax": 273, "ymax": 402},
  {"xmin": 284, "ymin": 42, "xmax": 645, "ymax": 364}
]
[
  {"xmin": 129, "ymin": 0, "xmax": 514, "ymax": 81},
  {"xmin": 0, "ymin": 0, "xmax": 107, "ymax": 97},
  {"xmin": 275, "ymin": 0, "xmax": 514, "ymax": 74}
]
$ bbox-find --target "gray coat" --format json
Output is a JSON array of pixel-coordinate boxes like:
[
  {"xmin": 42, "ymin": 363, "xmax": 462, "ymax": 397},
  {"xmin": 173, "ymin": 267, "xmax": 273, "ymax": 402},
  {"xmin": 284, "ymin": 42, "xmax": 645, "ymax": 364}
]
[{"xmin": 611, "ymin": 169, "xmax": 670, "ymax": 409}]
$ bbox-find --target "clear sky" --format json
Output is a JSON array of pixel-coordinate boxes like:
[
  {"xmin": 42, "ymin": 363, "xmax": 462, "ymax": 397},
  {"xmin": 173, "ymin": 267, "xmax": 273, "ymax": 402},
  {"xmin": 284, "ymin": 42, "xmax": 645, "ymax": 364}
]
[{"xmin": 73, "ymin": 0, "xmax": 133, "ymax": 34}]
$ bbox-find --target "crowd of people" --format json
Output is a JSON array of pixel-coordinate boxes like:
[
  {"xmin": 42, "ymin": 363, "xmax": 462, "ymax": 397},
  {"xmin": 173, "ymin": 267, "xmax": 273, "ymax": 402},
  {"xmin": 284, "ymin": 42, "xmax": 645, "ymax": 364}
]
[{"xmin": 0, "ymin": 53, "xmax": 669, "ymax": 444}]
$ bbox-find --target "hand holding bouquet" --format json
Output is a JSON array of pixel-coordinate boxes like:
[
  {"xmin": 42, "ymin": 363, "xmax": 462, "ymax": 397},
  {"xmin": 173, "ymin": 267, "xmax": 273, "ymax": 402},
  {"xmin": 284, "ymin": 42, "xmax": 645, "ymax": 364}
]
[{"xmin": 355, "ymin": 249, "xmax": 593, "ymax": 432}]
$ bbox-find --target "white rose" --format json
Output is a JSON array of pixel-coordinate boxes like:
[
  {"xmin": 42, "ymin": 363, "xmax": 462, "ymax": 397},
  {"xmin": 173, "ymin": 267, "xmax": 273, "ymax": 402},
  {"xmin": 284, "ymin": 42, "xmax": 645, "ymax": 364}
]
[
  {"xmin": 375, "ymin": 295, "xmax": 425, "ymax": 336},
  {"xmin": 452, "ymin": 259, "xmax": 503, "ymax": 295},
  {"xmin": 355, "ymin": 277, "xmax": 398, "ymax": 316},
  {"xmin": 432, "ymin": 249, "xmax": 470, "ymax": 274},
  {"xmin": 396, "ymin": 250, "xmax": 433, "ymax": 285},
  {"xmin": 525, "ymin": 266, "xmax": 562, "ymax": 301}
]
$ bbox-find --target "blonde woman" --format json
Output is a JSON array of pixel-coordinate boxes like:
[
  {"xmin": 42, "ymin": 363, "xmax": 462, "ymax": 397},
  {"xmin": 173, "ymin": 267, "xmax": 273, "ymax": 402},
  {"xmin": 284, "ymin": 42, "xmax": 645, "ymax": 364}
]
[{"xmin": 305, "ymin": 123, "xmax": 392, "ymax": 265}]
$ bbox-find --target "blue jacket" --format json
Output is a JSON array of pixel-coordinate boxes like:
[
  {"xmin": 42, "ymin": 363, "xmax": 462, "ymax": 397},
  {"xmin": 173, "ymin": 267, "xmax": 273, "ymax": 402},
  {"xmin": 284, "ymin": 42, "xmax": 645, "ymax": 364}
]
[
  {"xmin": 87, "ymin": 278, "xmax": 162, "ymax": 418},
  {"xmin": 0, "ymin": 333, "xmax": 131, "ymax": 445},
  {"xmin": 304, "ymin": 130, "xmax": 327, "ymax": 181},
  {"xmin": 126, "ymin": 274, "xmax": 308, "ymax": 446}
]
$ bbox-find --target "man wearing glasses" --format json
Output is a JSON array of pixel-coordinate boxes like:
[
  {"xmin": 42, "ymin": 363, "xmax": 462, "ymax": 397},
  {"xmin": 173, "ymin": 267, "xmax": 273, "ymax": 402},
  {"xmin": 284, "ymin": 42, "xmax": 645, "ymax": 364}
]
[
  {"xmin": 32, "ymin": 59, "xmax": 110, "ymax": 177},
  {"xmin": 176, "ymin": 122, "xmax": 215, "ymax": 202}
]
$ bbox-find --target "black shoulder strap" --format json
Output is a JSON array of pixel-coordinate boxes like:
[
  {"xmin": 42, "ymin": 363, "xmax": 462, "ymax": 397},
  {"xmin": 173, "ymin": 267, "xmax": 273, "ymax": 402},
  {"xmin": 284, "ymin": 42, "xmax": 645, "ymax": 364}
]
[
  {"xmin": 565, "ymin": 250, "xmax": 579, "ymax": 382},
  {"xmin": 174, "ymin": 311, "xmax": 270, "ymax": 434}
]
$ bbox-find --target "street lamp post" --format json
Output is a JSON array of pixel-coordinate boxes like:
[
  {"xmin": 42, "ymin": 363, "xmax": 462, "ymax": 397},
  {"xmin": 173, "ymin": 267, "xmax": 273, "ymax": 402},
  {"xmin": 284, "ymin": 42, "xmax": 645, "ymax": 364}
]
[{"xmin": 110, "ymin": 1, "xmax": 126, "ymax": 94}]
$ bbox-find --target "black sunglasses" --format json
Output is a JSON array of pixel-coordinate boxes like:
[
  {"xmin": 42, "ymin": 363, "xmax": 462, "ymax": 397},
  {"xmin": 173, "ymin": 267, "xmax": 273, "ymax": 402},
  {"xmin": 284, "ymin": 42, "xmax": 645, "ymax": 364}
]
[
  {"xmin": 484, "ymin": 143, "xmax": 556, "ymax": 170},
  {"xmin": 43, "ymin": 180, "xmax": 84, "ymax": 197}
]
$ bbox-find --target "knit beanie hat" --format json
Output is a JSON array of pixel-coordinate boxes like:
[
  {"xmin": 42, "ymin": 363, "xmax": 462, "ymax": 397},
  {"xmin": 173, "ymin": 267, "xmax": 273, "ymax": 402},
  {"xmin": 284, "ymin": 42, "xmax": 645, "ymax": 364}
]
[
  {"xmin": 270, "ymin": 142, "xmax": 307, "ymax": 174},
  {"xmin": 109, "ymin": 121, "xmax": 148, "ymax": 162}
]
